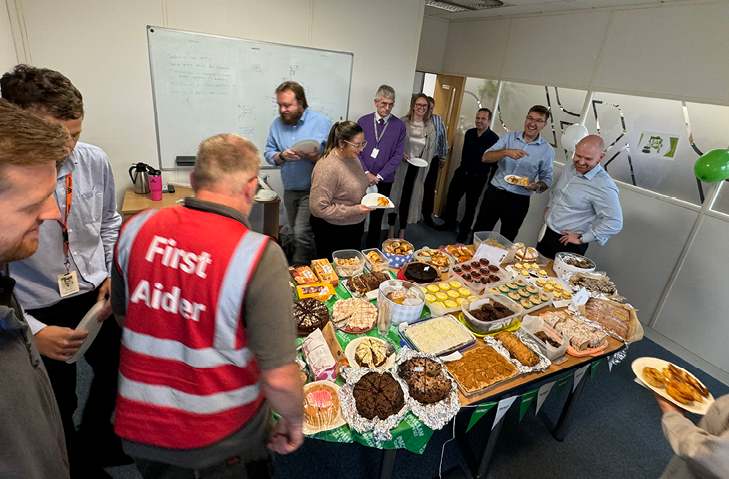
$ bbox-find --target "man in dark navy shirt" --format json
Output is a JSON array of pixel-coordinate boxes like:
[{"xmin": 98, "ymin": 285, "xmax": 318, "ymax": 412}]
[{"xmin": 436, "ymin": 108, "xmax": 499, "ymax": 243}]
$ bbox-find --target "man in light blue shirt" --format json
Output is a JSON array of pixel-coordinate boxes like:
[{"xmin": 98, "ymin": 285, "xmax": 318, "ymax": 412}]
[
  {"xmin": 264, "ymin": 81, "xmax": 331, "ymax": 264},
  {"xmin": 537, "ymin": 135, "xmax": 623, "ymax": 259},
  {"xmin": 421, "ymin": 96, "xmax": 449, "ymax": 227},
  {"xmin": 2, "ymin": 64, "xmax": 124, "ymax": 478},
  {"xmin": 473, "ymin": 105, "xmax": 555, "ymax": 241}
]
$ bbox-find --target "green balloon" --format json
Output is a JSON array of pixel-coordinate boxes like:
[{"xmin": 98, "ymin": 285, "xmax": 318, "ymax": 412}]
[{"xmin": 694, "ymin": 149, "xmax": 729, "ymax": 183}]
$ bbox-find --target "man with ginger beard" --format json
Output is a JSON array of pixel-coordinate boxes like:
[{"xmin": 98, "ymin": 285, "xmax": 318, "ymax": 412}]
[
  {"xmin": 0, "ymin": 98, "xmax": 71, "ymax": 479},
  {"xmin": 265, "ymin": 81, "xmax": 331, "ymax": 264}
]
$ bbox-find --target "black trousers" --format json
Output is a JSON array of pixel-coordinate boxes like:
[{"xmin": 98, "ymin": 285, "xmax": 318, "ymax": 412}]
[
  {"xmin": 536, "ymin": 226, "xmax": 589, "ymax": 259},
  {"xmin": 310, "ymin": 215, "xmax": 366, "ymax": 259},
  {"xmin": 440, "ymin": 167, "xmax": 490, "ymax": 234},
  {"xmin": 27, "ymin": 288, "xmax": 123, "ymax": 476},
  {"xmin": 365, "ymin": 181, "xmax": 392, "ymax": 248},
  {"xmin": 472, "ymin": 186, "xmax": 531, "ymax": 242},
  {"xmin": 421, "ymin": 155, "xmax": 440, "ymax": 221},
  {"xmin": 388, "ymin": 163, "xmax": 420, "ymax": 231}
]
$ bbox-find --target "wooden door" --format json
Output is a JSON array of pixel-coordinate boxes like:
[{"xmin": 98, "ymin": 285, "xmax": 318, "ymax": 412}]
[{"xmin": 431, "ymin": 74, "xmax": 465, "ymax": 216}]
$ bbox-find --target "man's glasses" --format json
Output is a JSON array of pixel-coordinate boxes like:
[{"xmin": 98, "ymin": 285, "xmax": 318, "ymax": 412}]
[
  {"xmin": 525, "ymin": 116, "xmax": 547, "ymax": 124},
  {"xmin": 344, "ymin": 139, "xmax": 367, "ymax": 149}
]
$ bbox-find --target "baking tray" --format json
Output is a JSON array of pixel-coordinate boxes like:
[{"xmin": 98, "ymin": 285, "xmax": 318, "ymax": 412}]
[
  {"xmin": 399, "ymin": 314, "xmax": 477, "ymax": 357},
  {"xmin": 443, "ymin": 344, "xmax": 522, "ymax": 398}
]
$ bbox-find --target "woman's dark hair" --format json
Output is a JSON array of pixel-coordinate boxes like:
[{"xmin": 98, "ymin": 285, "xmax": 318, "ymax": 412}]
[{"xmin": 320, "ymin": 121, "xmax": 364, "ymax": 158}]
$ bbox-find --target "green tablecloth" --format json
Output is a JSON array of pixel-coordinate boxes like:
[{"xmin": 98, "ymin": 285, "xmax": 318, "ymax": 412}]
[{"xmin": 296, "ymin": 276, "xmax": 434, "ymax": 453}]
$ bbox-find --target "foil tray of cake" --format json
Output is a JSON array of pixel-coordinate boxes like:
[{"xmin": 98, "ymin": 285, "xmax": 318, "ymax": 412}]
[
  {"xmin": 481, "ymin": 334, "xmax": 541, "ymax": 375},
  {"xmin": 339, "ymin": 367, "xmax": 411, "ymax": 443},
  {"xmin": 392, "ymin": 348, "xmax": 461, "ymax": 431},
  {"xmin": 484, "ymin": 330, "xmax": 551, "ymax": 373},
  {"xmin": 563, "ymin": 271, "xmax": 624, "ymax": 302}
]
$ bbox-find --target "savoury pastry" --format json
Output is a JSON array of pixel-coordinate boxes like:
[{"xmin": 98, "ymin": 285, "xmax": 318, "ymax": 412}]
[
  {"xmin": 666, "ymin": 381, "xmax": 697, "ymax": 405},
  {"xmin": 642, "ymin": 367, "xmax": 666, "ymax": 388}
]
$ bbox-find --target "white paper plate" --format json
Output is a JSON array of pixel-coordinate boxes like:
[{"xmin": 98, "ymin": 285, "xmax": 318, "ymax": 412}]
[
  {"xmin": 631, "ymin": 357, "xmax": 715, "ymax": 415},
  {"xmin": 254, "ymin": 189, "xmax": 278, "ymax": 202},
  {"xmin": 345, "ymin": 337, "xmax": 396, "ymax": 371},
  {"xmin": 66, "ymin": 300, "xmax": 106, "ymax": 364},
  {"xmin": 407, "ymin": 157, "xmax": 429, "ymax": 168},
  {"xmin": 361, "ymin": 192, "xmax": 394, "ymax": 209},
  {"xmin": 290, "ymin": 139, "xmax": 320, "ymax": 153},
  {"xmin": 504, "ymin": 175, "xmax": 529, "ymax": 187}
]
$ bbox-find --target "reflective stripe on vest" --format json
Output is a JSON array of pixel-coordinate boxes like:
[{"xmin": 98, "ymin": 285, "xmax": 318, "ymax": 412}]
[
  {"xmin": 116, "ymin": 209, "xmax": 158, "ymax": 301},
  {"xmin": 214, "ymin": 230, "xmax": 268, "ymax": 350},
  {"xmin": 121, "ymin": 328, "xmax": 254, "ymax": 368},
  {"xmin": 118, "ymin": 374, "xmax": 260, "ymax": 415}
]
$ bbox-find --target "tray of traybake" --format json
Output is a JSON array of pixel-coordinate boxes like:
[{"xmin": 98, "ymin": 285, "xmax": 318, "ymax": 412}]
[{"xmin": 484, "ymin": 279, "xmax": 554, "ymax": 312}]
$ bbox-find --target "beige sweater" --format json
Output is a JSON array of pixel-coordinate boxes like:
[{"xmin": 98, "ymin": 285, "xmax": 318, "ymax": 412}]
[
  {"xmin": 310, "ymin": 150, "xmax": 370, "ymax": 225},
  {"xmin": 660, "ymin": 394, "xmax": 729, "ymax": 478}
]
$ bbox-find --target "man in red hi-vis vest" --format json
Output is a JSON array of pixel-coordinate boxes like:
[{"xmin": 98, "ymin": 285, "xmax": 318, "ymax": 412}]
[{"xmin": 111, "ymin": 134, "xmax": 303, "ymax": 479}]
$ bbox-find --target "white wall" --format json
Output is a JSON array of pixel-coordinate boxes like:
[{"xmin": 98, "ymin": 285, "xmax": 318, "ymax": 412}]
[
  {"xmin": 416, "ymin": 15, "xmax": 448, "ymax": 74},
  {"xmin": 1, "ymin": 0, "xmax": 426, "ymax": 215},
  {"xmin": 440, "ymin": 2, "xmax": 729, "ymax": 105}
]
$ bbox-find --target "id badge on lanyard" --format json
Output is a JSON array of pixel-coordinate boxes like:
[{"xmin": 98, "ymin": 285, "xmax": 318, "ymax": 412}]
[
  {"xmin": 372, "ymin": 116, "xmax": 390, "ymax": 159},
  {"xmin": 57, "ymin": 173, "xmax": 79, "ymax": 297}
]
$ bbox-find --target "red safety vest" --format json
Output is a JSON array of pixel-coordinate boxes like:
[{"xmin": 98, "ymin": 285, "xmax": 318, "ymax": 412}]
[{"xmin": 113, "ymin": 206, "xmax": 269, "ymax": 449}]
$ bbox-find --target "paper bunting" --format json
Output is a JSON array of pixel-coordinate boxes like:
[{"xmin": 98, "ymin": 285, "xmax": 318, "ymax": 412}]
[
  {"xmin": 492, "ymin": 396, "xmax": 517, "ymax": 430},
  {"xmin": 572, "ymin": 365, "xmax": 590, "ymax": 392},
  {"xmin": 554, "ymin": 375, "xmax": 571, "ymax": 398},
  {"xmin": 466, "ymin": 401, "xmax": 497, "ymax": 432},
  {"xmin": 590, "ymin": 359, "xmax": 601, "ymax": 378},
  {"xmin": 535, "ymin": 381, "xmax": 555, "ymax": 415},
  {"xmin": 519, "ymin": 390, "xmax": 538, "ymax": 422}
]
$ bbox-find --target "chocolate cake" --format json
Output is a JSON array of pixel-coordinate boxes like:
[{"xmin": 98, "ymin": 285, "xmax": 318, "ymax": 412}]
[
  {"xmin": 347, "ymin": 271, "xmax": 390, "ymax": 296},
  {"xmin": 479, "ymin": 258, "xmax": 490, "ymax": 266},
  {"xmin": 452, "ymin": 266, "xmax": 462, "ymax": 274},
  {"xmin": 403, "ymin": 262, "xmax": 438, "ymax": 284},
  {"xmin": 398, "ymin": 357, "xmax": 451, "ymax": 404},
  {"xmin": 488, "ymin": 274, "xmax": 500, "ymax": 282},
  {"xmin": 488, "ymin": 264, "xmax": 499, "ymax": 272},
  {"xmin": 479, "ymin": 268, "xmax": 489, "ymax": 275},
  {"xmin": 461, "ymin": 264, "xmax": 471, "ymax": 271},
  {"xmin": 294, "ymin": 297, "xmax": 330, "ymax": 335},
  {"xmin": 470, "ymin": 261, "xmax": 480, "ymax": 269},
  {"xmin": 469, "ymin": 301, "xmax": 514, "ymax": 323},
  {"xmin": 353, "ymin": 372, "xmax": 405, "ymax": 420}
]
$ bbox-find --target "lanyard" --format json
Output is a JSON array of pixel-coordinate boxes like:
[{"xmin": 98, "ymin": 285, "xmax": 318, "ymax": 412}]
[
  {"xmin": 57, "ymin": 173, "xmax": 73, "ymax": 269},
  {"xmin": 373, "ymin": 115, "xmax": 390, "ymax": 147}
]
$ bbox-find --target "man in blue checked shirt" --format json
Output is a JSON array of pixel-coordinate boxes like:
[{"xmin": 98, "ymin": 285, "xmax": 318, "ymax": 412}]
[
  {"xmin": 265, "ymin": 81, "xmax": 331, "ymax": 265},
  {"xmin": 472, "ymin": 105, "xmax": 555, "ymax": 241},
  {"xmin": 2, "ymin": 64, "xmax": 124, "ymax": 478},
  {"xmin": 421, "ymin": 96, "xmax": 449, "ymax": 228},
  {"xmin": 537, "ymin": 135, "xmax": 623, "ymax": 259}
]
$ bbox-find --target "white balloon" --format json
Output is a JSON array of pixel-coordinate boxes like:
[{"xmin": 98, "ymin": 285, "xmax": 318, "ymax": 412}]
[{"xmin": 560, "ymin": 124, "xmax": 589, "ymax": 152}]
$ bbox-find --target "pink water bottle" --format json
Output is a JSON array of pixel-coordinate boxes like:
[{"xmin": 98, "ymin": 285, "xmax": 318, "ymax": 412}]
[{"xmin": 149, "ymin": 171, "xmax": 163, "ymax": 201}]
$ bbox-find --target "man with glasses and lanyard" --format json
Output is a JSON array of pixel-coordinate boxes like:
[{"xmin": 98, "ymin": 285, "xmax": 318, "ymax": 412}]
[
  {"xmin": 1, "ymin": 65, "xmax": 123, "ymax": 478},
  {"xmin": 357, "ymin": 85, "xmax": 406, "ymax": 248},
  {"xmin": 472, "ymin": 105, "xmax": 555, "ymax": 242}
]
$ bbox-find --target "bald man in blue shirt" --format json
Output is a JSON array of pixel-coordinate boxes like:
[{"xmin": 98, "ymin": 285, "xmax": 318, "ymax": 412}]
[{"xmin": 537, "ymin": 134, "xmax": 623, "ymax": 259}]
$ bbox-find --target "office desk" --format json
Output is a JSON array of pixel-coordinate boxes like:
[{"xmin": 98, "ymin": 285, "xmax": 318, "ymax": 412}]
[{"xmin": 121, "ymin": 187, "xmax": 281, "ymax": 240}]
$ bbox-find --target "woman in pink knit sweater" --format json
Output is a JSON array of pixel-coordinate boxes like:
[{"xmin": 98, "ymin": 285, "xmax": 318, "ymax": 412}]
[{"xmin": 310, "ymin": 121, "xmax": 375, "ymax": 259}]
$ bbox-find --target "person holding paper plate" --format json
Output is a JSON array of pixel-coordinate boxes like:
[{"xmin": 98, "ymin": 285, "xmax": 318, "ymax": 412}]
[
  {"xmin": 265, "ymin": 81, "xmax": 332, "ymax": 265},
  {"xmin": 388, "ymin": 94, "xmax": 435, "ymax": 239},
  {"xmin": 310, "ymin": 121, "xmax": 375, "ymax": 259}
]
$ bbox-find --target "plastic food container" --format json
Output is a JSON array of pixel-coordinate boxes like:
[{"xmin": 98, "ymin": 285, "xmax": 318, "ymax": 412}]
[
  {"xmin": 420, "ymin": 280, "xmax": 479, "ymax": 317},
  {"xmin": 361, "ymin": 248, "xmax": 390, "ymax": 272},
  {"xmin": 376, "ymin": 279, "xmax": 425, "ymax": 324},
  {"xmin": 381, "ymin": 239, "xmax": 414, "ymax": 268},
  {"xmin": 553, "ymin": 252, "xmax": 596, "ymax": 280},
  {"xmin": 473, "ymin": 231, "xmax": 514, "ymax": 251},
  {"xmin": 520, "ymin": 316, "xmax": 569, "ymax": 361},
  {"xmin": 332, "ymin": 249, "xmax": 365, "ymax": 278},
  {"xmin": 461, "ymin": 294, "xmax": 523, "ymax": 335}
]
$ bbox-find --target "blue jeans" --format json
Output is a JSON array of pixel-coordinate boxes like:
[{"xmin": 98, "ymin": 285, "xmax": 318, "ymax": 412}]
[{"xmin": 283, "ymin": 190, "xmax": 316, "ymax": 264}]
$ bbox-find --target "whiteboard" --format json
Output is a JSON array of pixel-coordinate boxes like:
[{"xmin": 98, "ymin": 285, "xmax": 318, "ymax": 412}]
[{"xmin": 146, "ymin": 26, "xmax": 353, "ymax": 170}]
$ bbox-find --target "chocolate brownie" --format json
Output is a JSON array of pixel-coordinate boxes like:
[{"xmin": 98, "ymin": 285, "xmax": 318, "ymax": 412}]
[
  {"xmin": 469, "ymin": 301, "xmax": 514, "ymax": 323},
  {"xmin": 398, "ymin": 358, "xmax": 451, "ymax": 404}
]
